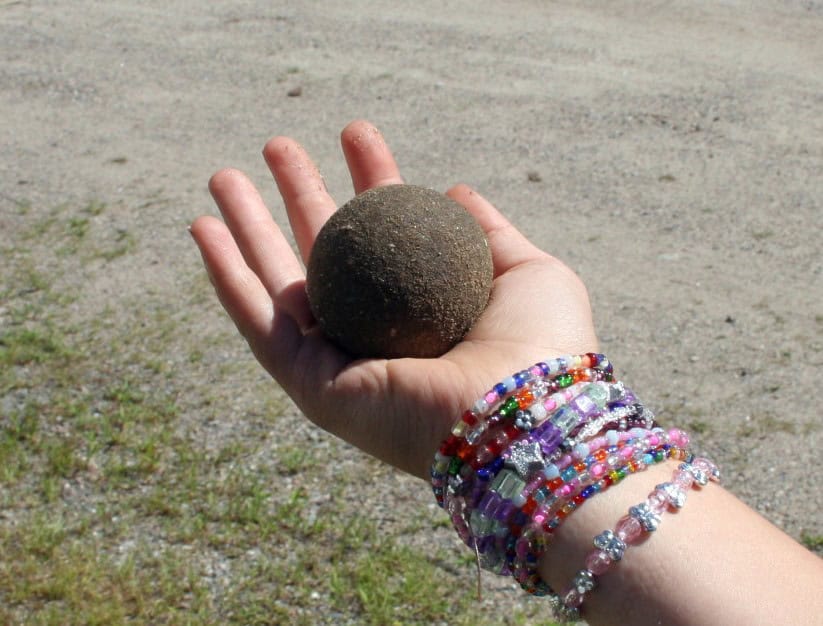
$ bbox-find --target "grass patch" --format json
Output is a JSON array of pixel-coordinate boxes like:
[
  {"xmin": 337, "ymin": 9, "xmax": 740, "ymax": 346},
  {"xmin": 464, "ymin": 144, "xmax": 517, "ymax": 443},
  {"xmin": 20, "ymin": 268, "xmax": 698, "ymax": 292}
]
[
  {"xmin": 0, "ymin": 198, "xmax": 572, "ymax": 625},
  {"xmin": 0, "ymin": 513, "xmax": 212, "ymax": 625},
  {"xmin": 801, "ymin": 533, "xmax": 823, "ymax": 554}
]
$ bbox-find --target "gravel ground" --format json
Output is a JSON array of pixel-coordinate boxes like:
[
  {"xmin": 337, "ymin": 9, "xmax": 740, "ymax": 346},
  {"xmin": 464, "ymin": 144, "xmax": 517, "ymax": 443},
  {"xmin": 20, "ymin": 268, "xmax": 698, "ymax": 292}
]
[{"xmin": 1, "ymin": 1, "xmax": 821, "ymax": 623}]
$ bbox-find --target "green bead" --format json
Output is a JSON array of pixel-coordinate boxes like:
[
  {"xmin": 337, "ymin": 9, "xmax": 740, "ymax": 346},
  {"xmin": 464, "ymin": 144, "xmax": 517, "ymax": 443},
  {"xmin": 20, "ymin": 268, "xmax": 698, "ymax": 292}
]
[
  {"xmin": 501, "ymin": 396, "xmax": 519, "ymax": 416},
  {"xmin": 448, "ymin": 457, "xmax": 462, "ymax": 475},
  {"xmin": 557, "ymin": 373, "xmax": 574, "ymax": 388}
]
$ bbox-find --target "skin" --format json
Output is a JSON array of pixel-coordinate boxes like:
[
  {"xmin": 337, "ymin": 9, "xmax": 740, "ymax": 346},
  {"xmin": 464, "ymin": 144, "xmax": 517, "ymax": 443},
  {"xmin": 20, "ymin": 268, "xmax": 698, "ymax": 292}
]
[{"xmin": 191, "ymin": 120, "xmax": 823, "ymax": 625}]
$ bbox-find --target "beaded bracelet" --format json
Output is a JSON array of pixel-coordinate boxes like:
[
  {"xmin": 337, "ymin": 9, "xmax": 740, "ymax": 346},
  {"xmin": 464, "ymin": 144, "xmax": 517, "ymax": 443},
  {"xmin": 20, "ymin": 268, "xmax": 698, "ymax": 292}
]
[
  {"xmin": 432, "ymin": 353, "xmax": 716, "ymax": 611},
  {"xmin": 436, "ymin": 356, "xmax": 653, "ymax": 572},
  {"xmin": 511, "ymin": 443, "xmax": 690, "ymax": 594},
  {"xmin": 456, "ymin": 430, "xmax": 689, "ymax": 576},
  {"xmin": 549, "ymin": 456, "xmax": 721, "ymax": 621},
  {"xmin": 443, "ymin": 399, "xmax": 660, "ymax": 551},
  {"xmin": 455, "ymin": 441, "xmax": 687, "ymax": 576},
  {"xmin": 442, "ymin": 364, "xmax": 614, "ymax": 473},
  {"xmin": 432, "ymin": 354, "xmax": 612, "ymax": 508},
  {"xmin": 440, "ymin": 383, "xmax": 648, "ymax": 550}
]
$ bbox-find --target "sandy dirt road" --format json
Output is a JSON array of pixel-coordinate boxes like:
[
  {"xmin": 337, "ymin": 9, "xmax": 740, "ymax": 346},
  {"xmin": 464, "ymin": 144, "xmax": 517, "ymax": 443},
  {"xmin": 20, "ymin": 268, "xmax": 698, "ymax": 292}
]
[{"xmin": 1, "ymin": 1, "xmax": 821, "ymax": 622}]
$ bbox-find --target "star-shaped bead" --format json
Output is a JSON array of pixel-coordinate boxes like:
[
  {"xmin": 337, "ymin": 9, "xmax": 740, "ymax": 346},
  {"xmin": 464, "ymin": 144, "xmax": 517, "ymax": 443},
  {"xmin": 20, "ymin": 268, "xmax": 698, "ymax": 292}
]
[{"xmin": 505, "ymin": 438, "xmax": 546, "ymax": 478}]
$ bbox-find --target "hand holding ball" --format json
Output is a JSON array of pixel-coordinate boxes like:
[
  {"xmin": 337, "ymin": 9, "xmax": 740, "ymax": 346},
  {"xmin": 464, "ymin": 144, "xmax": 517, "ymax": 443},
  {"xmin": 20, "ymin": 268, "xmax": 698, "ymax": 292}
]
[{"xmin": 306, "ymin": 185, "xmax": 493, "ymax": 359}]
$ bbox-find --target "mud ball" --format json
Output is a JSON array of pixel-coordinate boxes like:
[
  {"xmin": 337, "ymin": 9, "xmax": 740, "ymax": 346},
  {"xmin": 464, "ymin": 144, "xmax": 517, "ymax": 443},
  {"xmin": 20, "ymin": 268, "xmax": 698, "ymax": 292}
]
[{"xmin": 306, "ymin": 184, "xmax": 493, "ymax": 359}]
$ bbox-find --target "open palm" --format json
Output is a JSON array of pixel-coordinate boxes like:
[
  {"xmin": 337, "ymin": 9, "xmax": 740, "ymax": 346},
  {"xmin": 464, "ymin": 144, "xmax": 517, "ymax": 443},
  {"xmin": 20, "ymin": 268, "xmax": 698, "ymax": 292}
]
[{"xmin": 191, "ymin": 120, "xmax": 598, "ymax": 479}]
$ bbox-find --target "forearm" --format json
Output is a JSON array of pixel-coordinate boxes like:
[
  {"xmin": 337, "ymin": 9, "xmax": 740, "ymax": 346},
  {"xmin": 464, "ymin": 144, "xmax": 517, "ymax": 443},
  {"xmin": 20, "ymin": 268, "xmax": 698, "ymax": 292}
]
[{"xmin": 539, "ymin": 459, "xmax": 823, "ymax": 625}]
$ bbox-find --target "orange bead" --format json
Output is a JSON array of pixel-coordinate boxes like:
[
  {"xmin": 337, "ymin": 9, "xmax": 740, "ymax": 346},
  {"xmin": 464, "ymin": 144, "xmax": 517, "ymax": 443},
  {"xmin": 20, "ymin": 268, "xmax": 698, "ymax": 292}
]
[{"xmin": 517, "ymin": 389, "xmax": 535, "ymax": 409}]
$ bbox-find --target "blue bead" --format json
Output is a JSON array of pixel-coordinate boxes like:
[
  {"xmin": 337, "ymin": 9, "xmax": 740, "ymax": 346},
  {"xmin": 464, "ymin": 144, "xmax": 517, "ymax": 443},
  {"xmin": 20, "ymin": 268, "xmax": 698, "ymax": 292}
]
[
  {"xmin": 543, "ymin": 464, "xmax": 560, "ymax": 479},
  {"xmin": 494, "ymin": 383, "xmax": 507, "ymax": 397},
  {"xmin": 476, "ymin": 468, "xmax": 490, "ymax": 481},
  {"xmin": 514, "ymin": 372, "xmax": 527, "ymax": 388},
  {"xmin": 581, "ymin": 486, "xmax": 595, "ymax": 499}
]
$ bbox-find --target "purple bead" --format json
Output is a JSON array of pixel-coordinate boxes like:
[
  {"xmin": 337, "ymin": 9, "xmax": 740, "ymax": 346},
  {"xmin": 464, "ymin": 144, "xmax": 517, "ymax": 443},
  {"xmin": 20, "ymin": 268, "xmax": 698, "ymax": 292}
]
[
  {"xmin": 496, "ymin": 501, "xmax": 515, "ymax": 522},
  {"xmin": 537, "ymin": 431, "xmax": 564, "ymax": 456},
  {"xmin": 479, "ymin": 492, "xmax": 501, "ymax": 516},
  {"xmin": 570, "ymin": 394, "xmax": 599, "ymax": 418},
  {"xmin": 478, "ymin": 535, "xmax": 495, "ymax": 553}
]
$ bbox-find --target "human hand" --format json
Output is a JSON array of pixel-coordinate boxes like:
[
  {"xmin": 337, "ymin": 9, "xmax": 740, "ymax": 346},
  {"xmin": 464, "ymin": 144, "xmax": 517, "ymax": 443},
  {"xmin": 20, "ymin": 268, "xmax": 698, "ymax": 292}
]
[{"xmin": 190, "ymin": 120, "xmax": 598, "ymax": 479}]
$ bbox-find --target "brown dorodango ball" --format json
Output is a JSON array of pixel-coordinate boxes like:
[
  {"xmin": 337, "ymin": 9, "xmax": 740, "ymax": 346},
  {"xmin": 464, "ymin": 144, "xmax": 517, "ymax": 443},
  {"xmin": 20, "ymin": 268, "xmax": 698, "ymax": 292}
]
[{"xmin": 306, "ymin": 184, "xmax": 493, "ymax": 359}]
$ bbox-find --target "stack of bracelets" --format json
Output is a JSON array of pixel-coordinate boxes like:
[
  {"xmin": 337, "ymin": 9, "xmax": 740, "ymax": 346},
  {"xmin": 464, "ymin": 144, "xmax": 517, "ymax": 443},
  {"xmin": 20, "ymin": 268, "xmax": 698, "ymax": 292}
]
[{"xmin": 430, "ymin": 353, "xmax": 720, "ymax": 622}]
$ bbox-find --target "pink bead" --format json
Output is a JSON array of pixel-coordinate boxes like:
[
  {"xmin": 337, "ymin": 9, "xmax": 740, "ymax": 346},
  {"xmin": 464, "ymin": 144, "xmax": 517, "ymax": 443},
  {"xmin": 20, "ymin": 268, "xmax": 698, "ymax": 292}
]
[
  {"xmin": 485, "ymin": 391, "xmax": 498, "ymax": 405},
  {"xmin": 673, "ymin": 469, "xmax": 694, "ymax": 490},
  {"xmin": 585, "ymin": 549, "xmax": 612, "ymax": 575},
  {"xmin": 533, "ymin": 510, "xmax": 547, "ymax": 525},
  {"xmin": 620, "ymin": 446, "xmax": 635, "ymax": 460},
  {"xmin": 694, "ymin": 457, "xmax": 716, "ymax": 474},
  {"xmin": 543, "ymin": 398, "xmax": 557, "ymax": 412},
  {"xmin": 647, "ymin": 489, "xmax": 669, "ymax": 514},
  {"xmin": 591, "ymin": 463, "xmax": 607, "ymax": 477},
  {"xmin": 615, "ymin": 515, "xmax": 643, "ymax": 543},
  {"xmin": 648, "ymin": 434, "xmax": 660, "ymax": 446},
  {"xmin": 559, "ymin": 484, "xmax": 574, "ymax": 497},
  {"xmin": 530, "ymin": 366, "xmax": 542, "ymax": 377},
  {"xmin": 669, "ymin": 428, "xmax": 689, "ymax": 447}
]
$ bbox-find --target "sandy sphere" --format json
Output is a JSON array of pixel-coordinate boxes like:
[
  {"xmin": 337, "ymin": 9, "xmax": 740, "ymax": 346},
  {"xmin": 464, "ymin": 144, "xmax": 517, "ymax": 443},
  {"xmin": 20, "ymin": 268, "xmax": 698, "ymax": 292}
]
[{"xmin": 306, "ymin": 184, "xmax": 493, "ymax": 359}]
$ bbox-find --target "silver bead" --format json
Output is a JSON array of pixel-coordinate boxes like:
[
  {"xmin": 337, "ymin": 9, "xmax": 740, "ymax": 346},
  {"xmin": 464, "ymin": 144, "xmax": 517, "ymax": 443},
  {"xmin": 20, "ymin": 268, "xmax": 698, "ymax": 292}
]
[
  {"xmin": 680, "ymin": 462, "xmax": 709, "ymax": 486},
  {"xmin": 572, "ymin": 569, "xmax": 597, "ymax": 593},
  {"xmin": 655, "ymin": 482, "xmax": 687, "ymax": 508},
  {"xmin": 593, "ymin": 529, "xmax": 626, "ymax": 561},
  {"xmin": 505, "ymin": 438, "xmax": 546, "ymax": 478},
  {"xmin": 629, "ymin": 502, "xmax": 661, "ymax": 531}
]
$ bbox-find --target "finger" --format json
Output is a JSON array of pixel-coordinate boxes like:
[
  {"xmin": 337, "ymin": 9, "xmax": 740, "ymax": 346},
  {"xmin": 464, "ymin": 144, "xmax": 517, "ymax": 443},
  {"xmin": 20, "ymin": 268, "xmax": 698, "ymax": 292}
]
[
  {"xmin": 447, "ymin": 183, "xmax": 546, "ymax": 275},
  {"xmin": 189, "ymin": 215, "xmax": 275, "ymax": 340},
  {"xmin": 340, "ymin": 120, "xmax": 403, "ymax": 193},
  {"xmin": 263, "ymin": 136, "xmax": 337, "ymax": 264},
  {"xmin": 208, "ymin": 169, "xmax": 314, "ymax": 330}
]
